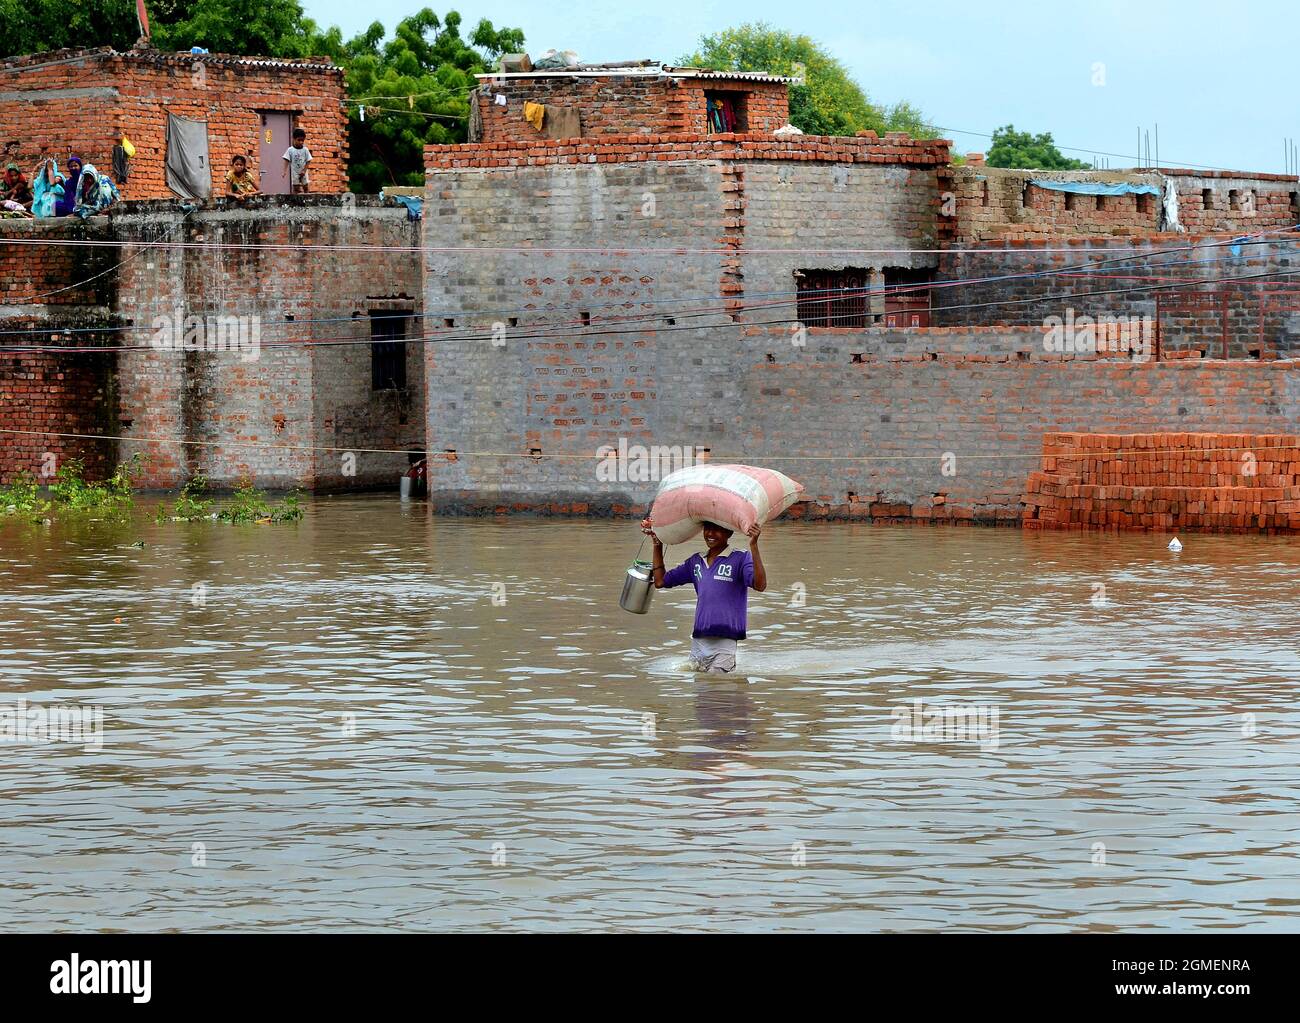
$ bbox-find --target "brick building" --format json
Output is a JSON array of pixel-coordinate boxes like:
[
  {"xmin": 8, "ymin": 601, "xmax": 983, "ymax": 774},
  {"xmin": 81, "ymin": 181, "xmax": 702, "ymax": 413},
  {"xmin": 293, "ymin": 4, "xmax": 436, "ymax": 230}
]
[
  {"xmin": 0, "ymin": 198, "xmax": 423, "ymax": 490},
  {"xmin": 470, "ymin": 64, "xmax": 791, "ymax": 142},
  {"xmin": 5, "ymin": 50, "xmax": 1300, "ymax": 532},
  {"xmin": 420, "ymin": 62, "xmax": 1300, "ymax": 530},
  {"xmin": 0, "ymin": 47, "xmax": 348, "ymax": 200}
]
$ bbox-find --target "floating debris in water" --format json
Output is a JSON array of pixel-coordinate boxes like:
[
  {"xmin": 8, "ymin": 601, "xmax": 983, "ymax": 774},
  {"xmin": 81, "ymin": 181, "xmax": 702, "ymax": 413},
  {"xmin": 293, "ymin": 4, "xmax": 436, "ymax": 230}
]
[{"xmin": 1168, "ymin": 536, "xmax": 1183, "ymax": 552}]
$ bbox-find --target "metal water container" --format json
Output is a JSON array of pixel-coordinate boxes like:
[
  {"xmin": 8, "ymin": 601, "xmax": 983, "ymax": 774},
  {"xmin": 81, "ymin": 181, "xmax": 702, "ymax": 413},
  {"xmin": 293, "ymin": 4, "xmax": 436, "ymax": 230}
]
[
  {"xmin": 399, "ymin": 474, "xmax": 413, "ymax": 500},
  {"xmin": 619, "ymin": 559, "xmax": 654, "ymax": 614}
]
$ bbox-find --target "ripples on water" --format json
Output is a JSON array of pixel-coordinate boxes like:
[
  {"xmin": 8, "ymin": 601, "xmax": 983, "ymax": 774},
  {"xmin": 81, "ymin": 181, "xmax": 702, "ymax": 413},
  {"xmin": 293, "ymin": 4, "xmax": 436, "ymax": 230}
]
[{"xmin": 1, "ymin": 497, "xmax": 1298, "ymax": 932}]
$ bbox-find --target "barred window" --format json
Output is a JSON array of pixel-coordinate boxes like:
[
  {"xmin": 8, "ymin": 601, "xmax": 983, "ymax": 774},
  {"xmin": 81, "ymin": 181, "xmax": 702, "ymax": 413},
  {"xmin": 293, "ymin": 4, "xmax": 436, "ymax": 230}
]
[{"xmin": 794, "ymin": 268, "xmax": 871, "ymax": 328}]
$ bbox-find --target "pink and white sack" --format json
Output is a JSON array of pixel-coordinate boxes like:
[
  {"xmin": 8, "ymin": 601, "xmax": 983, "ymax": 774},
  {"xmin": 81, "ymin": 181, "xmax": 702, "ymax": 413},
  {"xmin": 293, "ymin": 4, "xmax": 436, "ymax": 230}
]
[{"xmin": 648, "ymin": 464, "xmax": 804, "ymax": 545}]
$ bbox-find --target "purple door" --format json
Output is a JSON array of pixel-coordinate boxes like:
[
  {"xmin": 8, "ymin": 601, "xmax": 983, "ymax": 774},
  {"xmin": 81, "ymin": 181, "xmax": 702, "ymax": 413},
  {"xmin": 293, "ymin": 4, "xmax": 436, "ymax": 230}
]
[{"xmin": 258, "ymin": 112, "xmax": 293, "ymax": 195}]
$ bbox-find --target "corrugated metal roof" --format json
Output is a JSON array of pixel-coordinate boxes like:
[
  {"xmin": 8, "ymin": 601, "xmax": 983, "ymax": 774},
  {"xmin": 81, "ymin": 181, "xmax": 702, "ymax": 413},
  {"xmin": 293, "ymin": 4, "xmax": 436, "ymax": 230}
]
[{"xmin": 661, "ymin": 66, "xmax": 794, "ymax": 83}]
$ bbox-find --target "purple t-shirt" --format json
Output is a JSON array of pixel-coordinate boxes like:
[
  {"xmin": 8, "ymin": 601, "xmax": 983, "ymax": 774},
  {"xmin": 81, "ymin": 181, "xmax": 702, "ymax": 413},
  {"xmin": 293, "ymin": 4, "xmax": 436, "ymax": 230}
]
[{"xmin": 662, "ymin": 549, "xmax": 755, "ymax": 641}]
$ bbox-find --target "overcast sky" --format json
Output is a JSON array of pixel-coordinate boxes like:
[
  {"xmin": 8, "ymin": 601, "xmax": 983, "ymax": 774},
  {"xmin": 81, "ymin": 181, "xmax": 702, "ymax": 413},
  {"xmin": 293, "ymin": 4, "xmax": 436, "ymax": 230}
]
[{"xmin": 302, "ymin": 0, "xmax": 1297, "ymax": 175}]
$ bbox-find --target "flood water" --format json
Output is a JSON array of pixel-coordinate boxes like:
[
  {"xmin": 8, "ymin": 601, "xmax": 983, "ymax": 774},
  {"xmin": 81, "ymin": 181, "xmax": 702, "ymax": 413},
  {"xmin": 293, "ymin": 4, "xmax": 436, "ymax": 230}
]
[{"xmin": 1, "ymin": 496, "xmax": 1298, "ymax": 932}]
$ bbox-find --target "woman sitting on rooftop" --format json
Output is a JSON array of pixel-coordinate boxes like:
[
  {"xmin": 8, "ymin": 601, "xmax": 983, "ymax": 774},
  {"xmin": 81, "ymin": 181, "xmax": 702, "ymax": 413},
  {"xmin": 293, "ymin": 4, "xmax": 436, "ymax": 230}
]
[
  {"xmin": 53, "ymin": 155, "xmax": 83, "ymax": 216},
  {"xmin": 31, "ymin": 159, "xmax": 64, "ymax": 218},
  {"xmin": 0, "ymin": 163, "xmax": 33, "ymax": 206},
  {"xmin": 71, "ymin": 162, "xmax": 120, "ymax": 219}
]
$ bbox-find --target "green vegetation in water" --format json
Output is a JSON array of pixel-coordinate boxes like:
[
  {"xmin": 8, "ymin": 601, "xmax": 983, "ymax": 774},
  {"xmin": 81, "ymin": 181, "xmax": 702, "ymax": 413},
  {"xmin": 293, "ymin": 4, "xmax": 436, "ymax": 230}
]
[
  {"xmin": 156, "ymin": 474, "xmax": 216, "ymax": 523},
  {"xmin": 216, "ymin": 478, "xmax": 305, "ymax": 524},
  {"xmin": 0, "ymin": 471, "xmax": 52, "ymax": 523},
  {"xmin": 50, "ymin": 454, "xmax": 142, "ymax": 513}
]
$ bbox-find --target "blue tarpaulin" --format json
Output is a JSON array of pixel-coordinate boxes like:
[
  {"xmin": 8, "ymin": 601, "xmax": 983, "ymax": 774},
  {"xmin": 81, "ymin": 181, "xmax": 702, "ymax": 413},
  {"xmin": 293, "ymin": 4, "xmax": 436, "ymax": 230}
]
[
  {"xmin": 1029, "ymin": 179, "xmax": 1161, "ymax": 197},
  {"xmin": 381, "ymin": 190, "xmax": 423, "ymax": 221}
]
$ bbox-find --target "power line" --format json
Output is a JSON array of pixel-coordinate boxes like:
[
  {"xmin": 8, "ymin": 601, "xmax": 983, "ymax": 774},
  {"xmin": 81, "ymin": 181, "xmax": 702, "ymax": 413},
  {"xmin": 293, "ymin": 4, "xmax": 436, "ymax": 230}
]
[
  {"xmin": 0, "ymin": 220, "xmax": 1293, "ymax": 323},
  {"xmin": 4, "ymin": 236, "xmax": 1294, "ymax": 342},
  {"xmin": 4, "ymin": 261, "xmax": 1300, "ymax": 355}
]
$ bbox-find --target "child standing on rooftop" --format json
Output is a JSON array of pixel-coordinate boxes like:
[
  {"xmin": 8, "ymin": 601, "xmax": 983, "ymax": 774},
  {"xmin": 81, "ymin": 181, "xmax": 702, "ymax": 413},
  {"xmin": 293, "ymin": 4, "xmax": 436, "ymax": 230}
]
[{"xmin": 283, "ymin": 129, "xmax": 312, "ymax": 194}]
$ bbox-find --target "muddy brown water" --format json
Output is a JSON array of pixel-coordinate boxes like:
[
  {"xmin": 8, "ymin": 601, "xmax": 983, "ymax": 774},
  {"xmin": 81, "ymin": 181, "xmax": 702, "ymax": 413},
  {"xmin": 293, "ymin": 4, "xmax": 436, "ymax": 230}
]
[{"xmin": 1, "ymin": 496, "xmax": 1298, "ymax": 931}]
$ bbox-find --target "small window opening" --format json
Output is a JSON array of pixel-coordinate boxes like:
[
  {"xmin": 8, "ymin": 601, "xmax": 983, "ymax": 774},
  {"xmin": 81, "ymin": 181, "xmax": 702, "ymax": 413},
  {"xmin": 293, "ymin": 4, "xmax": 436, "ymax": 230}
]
[
  {"xmin": 705, "ymin": 91, "xmax": 748, "ymax": 133},
  {"xmin": 370, "ymin": 311, "xmax": 408, "ymax": 391}
]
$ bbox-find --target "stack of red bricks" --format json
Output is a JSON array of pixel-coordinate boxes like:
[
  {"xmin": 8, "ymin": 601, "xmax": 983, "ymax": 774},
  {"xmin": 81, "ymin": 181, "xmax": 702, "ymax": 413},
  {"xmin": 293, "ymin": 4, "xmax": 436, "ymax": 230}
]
[{"xmin": 1023, "ymin": 432, "xmax": 1300, "ymax": 533}]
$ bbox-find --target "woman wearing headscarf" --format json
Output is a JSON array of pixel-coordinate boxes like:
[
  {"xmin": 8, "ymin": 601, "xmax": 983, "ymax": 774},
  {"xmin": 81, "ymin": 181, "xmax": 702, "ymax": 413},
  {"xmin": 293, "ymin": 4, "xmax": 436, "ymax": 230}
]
[
  {"xmin": 71, "ymin": 162, "xmax": 120, "ymax": 218},
  {"xmin": 0, "ymin": 163, "xmax": 33, "ymax": 205},
  {"xmin": 31, "ymin": 158, "xmax": 65, "ymax": 218},
  {"xmin": 53, "ymin": 155, "xmax": 83, "ymax": 216}
]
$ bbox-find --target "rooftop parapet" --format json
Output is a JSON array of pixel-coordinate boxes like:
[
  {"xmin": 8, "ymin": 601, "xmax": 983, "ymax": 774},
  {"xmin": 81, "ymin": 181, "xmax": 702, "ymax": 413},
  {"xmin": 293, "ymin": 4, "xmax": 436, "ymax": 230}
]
[{"xmin": 427, "ymin": 132, "xmax": 953, "ymax": 171}]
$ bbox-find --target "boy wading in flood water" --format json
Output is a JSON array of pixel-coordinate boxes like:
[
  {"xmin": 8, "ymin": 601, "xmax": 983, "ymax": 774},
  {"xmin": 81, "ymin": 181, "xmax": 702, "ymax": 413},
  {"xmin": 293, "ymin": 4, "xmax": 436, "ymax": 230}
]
[{"xmin": 641, "ymin": 518, "xmax": 767, "ymax": 673}]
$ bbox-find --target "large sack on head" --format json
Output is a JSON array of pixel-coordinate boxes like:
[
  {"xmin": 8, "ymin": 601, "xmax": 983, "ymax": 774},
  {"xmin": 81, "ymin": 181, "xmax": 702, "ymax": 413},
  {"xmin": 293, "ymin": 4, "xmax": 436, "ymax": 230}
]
[{"xmin": 649, "ymin": 464, "xmax": 804, "ymax": 545}]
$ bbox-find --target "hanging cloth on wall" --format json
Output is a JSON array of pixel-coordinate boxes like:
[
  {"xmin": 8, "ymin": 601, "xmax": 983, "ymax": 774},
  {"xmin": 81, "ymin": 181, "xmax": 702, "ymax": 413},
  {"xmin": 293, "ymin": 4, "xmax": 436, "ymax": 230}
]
[
  {"xmin": 1160, "ymin": 175, "xmax": 1185, "ymax": 232},
  {"xmin": 523, "ymin": 101, "xmax": 545, "ymax": 132},
  {"xmin": 468, "ymin": 91, "xmax": 484, "ymax": 142},
  {"xmin": 111, "ymin": 143, "xmax": 130, "ymax": 184},
  {"xmin": 165, "ymin": 113, "xmax": 211, "ymax": 199}
]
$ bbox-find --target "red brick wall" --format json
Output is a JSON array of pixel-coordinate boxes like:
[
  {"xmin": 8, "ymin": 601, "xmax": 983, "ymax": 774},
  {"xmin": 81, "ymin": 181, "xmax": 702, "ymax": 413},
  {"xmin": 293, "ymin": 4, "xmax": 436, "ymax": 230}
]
[
  {"xmin": 0, "ymin": 49, "xmax": 348, "ymax": 200},
  {"xmin": 0, "ymin": 221, "xmax": 112, "ymax": 307},
  {"xmin": 474, "ymin": 76, "xmax": 789, "ymax": 143},
  {"xmin": 0, "ymin": 343, "xmax": 118, "ymax": 485}
]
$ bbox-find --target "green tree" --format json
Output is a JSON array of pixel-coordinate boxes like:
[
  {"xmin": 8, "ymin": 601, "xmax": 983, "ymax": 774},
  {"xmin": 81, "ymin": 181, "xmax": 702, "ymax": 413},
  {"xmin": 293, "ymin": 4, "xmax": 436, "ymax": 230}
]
[
  {"xmin": 338, "ymin": 10, "xmax": 523, "ymax": 192},
  {"xmin": 679, "ymin": 22, "xmax": 933, "ymax": 138},
  {"xmin": 151, "ymin": 0, "xmax": 329, "ymax": 57},
  {"xmin": 0, "ymin": 0, "xmax": 141, "ymax": 56},
  {"xmin": 986, "ymin": 124, "xmax": 1089, "ymax": 170}
]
